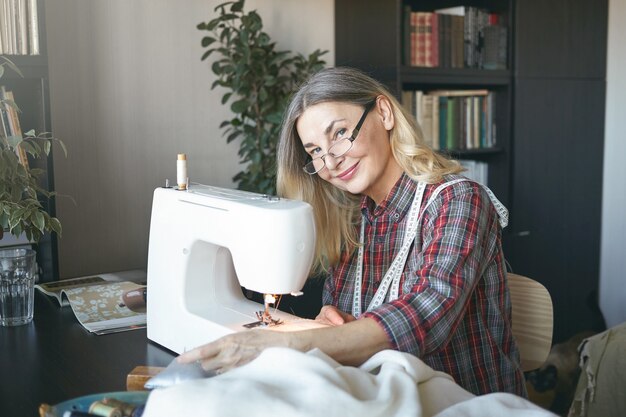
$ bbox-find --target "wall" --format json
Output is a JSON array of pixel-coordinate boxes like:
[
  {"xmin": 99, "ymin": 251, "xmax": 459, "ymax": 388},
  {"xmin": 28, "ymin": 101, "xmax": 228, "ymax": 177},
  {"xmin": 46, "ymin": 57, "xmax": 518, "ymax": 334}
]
[
  {"xmin": 600, "ymin": 0, "xmax": 626, "ymax": 328},
  {"xmin": 45, "ymin": 0, "xmax": 334, "ymax": 278}
]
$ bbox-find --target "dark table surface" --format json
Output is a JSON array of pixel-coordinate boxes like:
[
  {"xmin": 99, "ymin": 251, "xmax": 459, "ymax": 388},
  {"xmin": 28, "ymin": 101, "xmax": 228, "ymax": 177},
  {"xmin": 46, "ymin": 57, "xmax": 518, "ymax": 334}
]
[{"xmin": 0, "ymin": 291, "xmax": 175, "ymax": 417}]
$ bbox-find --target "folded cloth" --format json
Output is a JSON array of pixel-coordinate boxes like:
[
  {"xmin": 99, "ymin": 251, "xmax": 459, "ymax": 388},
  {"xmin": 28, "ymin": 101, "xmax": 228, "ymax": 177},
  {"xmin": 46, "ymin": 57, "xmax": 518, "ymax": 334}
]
[{"xmin": 142, "ymin": 348, "xmax": 553, "ymax": 417}]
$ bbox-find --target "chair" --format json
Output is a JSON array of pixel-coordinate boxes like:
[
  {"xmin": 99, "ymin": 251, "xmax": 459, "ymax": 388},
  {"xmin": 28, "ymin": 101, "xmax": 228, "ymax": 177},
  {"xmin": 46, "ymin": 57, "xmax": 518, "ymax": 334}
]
[{"xmin": 507, "ymin": 273, "xmax": 554, "ymax": 372}]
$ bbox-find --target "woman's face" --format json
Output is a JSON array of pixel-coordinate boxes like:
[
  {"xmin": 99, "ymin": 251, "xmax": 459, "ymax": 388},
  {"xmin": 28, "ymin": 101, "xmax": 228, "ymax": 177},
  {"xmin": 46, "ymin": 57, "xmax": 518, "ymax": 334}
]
[{"xmin": 296, "ymin": 98, "xmax": 402, "ymax": 204}]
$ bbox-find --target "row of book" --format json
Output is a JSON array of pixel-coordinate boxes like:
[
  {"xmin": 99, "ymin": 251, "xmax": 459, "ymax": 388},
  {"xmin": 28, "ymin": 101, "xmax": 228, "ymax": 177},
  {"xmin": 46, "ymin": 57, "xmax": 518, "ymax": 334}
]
[
  {"xmin": 401, "ymin": 89, "xmax": 497, "ymax": 152},
  {"xmin": 403, "ymin": 5, "xmax": 507, "ymax": 69},
  {"xmin": 0, "ymin": 0, "xmax": 39, "ymax": 55},
  {"xmin": 0, "ymin": 85, "xmax": 29, "ymax": 166}
]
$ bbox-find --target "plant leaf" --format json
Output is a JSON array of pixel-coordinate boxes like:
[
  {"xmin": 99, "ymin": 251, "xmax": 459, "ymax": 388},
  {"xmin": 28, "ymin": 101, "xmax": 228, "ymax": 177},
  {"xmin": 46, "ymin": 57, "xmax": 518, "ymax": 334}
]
[{"xmin": 201, "ymin": 36, "xmax": 216, "ymax": 47}]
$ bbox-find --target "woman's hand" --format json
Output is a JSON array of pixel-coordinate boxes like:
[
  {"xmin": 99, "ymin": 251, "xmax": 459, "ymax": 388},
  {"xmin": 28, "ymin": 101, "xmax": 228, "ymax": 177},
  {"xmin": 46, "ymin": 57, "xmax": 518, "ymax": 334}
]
[
  {"xmin": 177, "ymin": 330, "xmax": 291, "ymax": 374},
  {"xmin": 315, "ymin": 305, "xmax": 356, "ymax": 326},
  {"xmin": 178, "ymin": 313, "xmax": 390, "ymax": 372}
]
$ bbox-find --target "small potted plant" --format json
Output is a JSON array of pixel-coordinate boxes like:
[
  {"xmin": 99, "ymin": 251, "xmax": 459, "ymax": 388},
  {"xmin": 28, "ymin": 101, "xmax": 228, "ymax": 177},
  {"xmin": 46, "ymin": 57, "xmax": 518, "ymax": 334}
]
[{"xmin": 0, "ymin": 57, "xmax": 64, "ymax": 244}]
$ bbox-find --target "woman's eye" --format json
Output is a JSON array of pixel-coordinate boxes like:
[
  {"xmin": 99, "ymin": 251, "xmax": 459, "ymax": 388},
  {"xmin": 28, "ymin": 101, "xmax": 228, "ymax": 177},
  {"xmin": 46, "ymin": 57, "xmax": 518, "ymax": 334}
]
[
  {"xmin": 335, "ymin": 128, "xmax": 348, "ymax": 140},
  {"xmin": 311, "ymin": 146, "xmax": 322, "ymax": 156}
]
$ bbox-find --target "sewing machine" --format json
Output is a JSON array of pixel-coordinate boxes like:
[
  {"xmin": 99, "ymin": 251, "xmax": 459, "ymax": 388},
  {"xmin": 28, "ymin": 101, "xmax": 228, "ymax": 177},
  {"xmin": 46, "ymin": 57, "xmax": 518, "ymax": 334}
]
[{"xmin": 146, "ymin": 184, "xmax": 316, "ymax": 354}]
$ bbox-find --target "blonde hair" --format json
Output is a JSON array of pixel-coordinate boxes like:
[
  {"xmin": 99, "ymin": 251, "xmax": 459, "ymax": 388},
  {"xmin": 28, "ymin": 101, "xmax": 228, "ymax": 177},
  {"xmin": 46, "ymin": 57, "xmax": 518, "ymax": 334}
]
[{"xmin": 277, "ymin": 67, "xmax": 462, "ymax": 272}]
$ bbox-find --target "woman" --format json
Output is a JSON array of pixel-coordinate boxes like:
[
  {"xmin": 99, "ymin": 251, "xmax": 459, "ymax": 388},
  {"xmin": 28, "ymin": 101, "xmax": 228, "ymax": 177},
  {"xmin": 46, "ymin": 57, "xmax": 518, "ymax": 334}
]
[{"xmin": 179, "ymin": 67, "xmax": 526, "ymax": 397}]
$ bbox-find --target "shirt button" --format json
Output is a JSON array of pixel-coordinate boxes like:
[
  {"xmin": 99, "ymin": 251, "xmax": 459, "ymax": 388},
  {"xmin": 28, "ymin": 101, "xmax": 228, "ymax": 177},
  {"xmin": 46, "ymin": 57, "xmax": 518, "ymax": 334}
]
[{"xmin": 393, "ymin": 212, "xmax": 400, "ymax": 220}]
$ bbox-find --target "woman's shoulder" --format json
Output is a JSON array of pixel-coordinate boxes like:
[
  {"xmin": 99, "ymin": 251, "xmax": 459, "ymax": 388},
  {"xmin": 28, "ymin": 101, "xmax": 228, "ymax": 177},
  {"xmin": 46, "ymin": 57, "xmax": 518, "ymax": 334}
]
[{"xmin": 426, "ymin": 174, "xmax": 485, "ymax": 198}]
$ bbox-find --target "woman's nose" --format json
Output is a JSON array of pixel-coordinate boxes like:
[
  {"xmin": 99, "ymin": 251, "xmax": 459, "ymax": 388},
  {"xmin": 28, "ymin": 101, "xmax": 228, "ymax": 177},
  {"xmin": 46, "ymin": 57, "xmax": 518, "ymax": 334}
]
[{"xmin": 324, "ymin": 153, "xmax": 342, "ymax": 170}]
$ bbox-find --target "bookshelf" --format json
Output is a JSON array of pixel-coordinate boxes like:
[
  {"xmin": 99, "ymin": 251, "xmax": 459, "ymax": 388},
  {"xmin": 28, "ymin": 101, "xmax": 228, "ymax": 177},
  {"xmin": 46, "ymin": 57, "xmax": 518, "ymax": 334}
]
[
  {"xmin": 336, "ymin": 0, "xmax": 609, "ymax": 343},
  {"xmin": 335, "ymin": 0, "xmax": 513, "ymax": 208},
  {"xmin": 1, "ymin": 0, "xmax": 58, "ymax": 283}
]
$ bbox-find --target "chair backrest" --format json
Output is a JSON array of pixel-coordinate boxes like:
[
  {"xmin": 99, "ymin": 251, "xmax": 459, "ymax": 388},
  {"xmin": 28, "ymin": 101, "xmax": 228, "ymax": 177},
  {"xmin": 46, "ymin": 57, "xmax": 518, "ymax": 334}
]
[{"xmin": 507, "ymin": 273, "xmax": 554, "ymax": 372}]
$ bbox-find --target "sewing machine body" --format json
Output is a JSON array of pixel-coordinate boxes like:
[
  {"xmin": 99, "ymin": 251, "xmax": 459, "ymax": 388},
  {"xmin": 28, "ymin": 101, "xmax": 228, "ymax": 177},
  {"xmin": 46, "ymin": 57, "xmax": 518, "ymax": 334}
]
[{"xmin": 146, "ymin": 184, "xmax": 315, "ymax": 354}]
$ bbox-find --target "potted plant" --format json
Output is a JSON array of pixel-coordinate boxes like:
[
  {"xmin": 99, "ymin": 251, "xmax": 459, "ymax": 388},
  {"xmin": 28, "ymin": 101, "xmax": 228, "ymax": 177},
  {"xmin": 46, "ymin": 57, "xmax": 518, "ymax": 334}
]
[
  {"xmin": 0, "ymin": 57, "xmax": 64, "ymax": 244},
  {"xmin": 197, "ymin": 0, "xmax": 326, "ymax": 195}
]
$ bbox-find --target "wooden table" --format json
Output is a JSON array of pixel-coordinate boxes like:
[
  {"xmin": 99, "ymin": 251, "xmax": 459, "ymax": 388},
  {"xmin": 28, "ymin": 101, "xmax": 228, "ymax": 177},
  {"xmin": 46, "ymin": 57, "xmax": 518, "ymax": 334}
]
[{"xmin": 0, "ymin": 291, "xmax": 175, "ymax": 417}]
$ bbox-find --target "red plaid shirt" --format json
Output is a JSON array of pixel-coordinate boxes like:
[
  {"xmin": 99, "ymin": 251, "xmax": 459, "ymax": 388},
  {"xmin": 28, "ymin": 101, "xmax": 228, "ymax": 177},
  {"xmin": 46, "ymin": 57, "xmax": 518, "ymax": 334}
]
[{"xmin": 323, "ymin": 173, "xmax": 527, "ymax": 396}]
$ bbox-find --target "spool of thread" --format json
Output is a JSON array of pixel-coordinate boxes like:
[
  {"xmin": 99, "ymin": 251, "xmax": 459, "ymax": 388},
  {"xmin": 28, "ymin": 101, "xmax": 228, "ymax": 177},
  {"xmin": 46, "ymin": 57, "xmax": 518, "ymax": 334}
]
[
  {"xmin": 102, "ymin": 398, "xmax": 137, "ymax": 416},
  {"xmin": 88, "ymin": 401, "xmax": 122, "ymax": 417},
  {"xmin": 177, "ymin": 153, "xmax": 188, "ymax": 190}
]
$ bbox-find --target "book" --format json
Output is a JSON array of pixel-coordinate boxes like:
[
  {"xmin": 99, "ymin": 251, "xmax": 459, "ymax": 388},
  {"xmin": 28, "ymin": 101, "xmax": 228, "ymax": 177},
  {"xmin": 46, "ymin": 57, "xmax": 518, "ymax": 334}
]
[
  {"xmin": 26, "ymin": 0, "xmax": 39, "ymax": 55},
  {"xmin": 435, "ymin": 6, "xmax": 464, "ymax": 68},
  {"xmin": 482, "ymin": 24, "xmax": 507, "ymax": 70},
  {"xmin": 410, "ymin": 11, "xmax": 418, "ymax": 66},
  {"xmin": 415, "ymin": 12, "xmax": 427, "ymax": 66},
  {"xmin": 35, "ymin": 276, "xmax": 147, "ymax": 334},
  {"xmin": 420, "ymin": 94, "xmax": 434, "ymax": 147},
  {"xmin": 438, "ymin": 13, "xmax": 451, "ymax": 68},
  {"xmin": 1, "ymin": 88, "xmax": 29, "ymax": 167},
  {"xmin": 459, "ymin": 159, "xmax": 489, "ymax": 185}
]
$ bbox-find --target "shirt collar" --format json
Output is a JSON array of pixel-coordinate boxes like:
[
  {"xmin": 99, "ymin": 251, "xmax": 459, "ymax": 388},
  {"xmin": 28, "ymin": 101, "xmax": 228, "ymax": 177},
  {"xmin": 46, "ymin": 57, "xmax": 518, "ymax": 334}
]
[{"xmin": 360, "ymin": 172, "xmax": 417, "ymax": 222}]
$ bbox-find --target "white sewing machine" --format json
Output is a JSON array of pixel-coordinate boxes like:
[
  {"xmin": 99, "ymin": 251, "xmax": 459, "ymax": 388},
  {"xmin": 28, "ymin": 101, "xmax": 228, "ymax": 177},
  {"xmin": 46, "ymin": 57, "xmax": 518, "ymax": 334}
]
[{"xmin": 146, "ymin": 183, "xmax": 316, "ymax": 354}]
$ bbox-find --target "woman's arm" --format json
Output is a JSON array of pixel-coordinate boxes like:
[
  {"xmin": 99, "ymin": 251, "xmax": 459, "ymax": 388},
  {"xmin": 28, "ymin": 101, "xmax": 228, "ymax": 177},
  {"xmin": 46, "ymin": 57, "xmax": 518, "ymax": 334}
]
[{"xmin": 178, "ymin": 315, "xmax": 390, "ymax": 373}]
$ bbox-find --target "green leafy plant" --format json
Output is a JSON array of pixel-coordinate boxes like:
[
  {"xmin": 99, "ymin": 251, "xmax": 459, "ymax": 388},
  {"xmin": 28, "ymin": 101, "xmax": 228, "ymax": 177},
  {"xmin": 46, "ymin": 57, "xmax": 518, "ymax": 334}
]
[
  {"xmin": 0, "ymin": 57, "xmax": 65, "ymax": 242},
  {"xmin": 198, "ymin": 0, "xmax": 326, "ymax": 194}
]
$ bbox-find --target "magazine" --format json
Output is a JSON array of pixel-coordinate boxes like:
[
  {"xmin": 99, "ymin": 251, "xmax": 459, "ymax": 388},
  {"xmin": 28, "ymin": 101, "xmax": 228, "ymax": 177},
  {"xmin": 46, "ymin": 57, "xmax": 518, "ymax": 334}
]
[
  {"xmin": 35, "ymin": 276, "xmax": 147, "ymax": 335},
  {"xmin": 35, "ymin": 276, "xmax": 107, "ymax": 306}
]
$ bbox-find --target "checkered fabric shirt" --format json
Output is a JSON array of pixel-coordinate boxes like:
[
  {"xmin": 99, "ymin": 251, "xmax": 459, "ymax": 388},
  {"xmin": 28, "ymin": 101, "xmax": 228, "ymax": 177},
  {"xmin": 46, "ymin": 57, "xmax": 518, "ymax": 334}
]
[{"xmin": 323, "ymin": 173, "xmax": 527, "ymax": 397}]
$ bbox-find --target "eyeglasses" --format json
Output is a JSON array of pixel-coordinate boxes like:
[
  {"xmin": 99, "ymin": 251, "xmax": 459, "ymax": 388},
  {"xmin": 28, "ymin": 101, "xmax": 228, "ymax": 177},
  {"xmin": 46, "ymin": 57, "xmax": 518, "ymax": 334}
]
[{"xmin": 302, "ymin": 100, "xmax": 377, "ymax": 175}]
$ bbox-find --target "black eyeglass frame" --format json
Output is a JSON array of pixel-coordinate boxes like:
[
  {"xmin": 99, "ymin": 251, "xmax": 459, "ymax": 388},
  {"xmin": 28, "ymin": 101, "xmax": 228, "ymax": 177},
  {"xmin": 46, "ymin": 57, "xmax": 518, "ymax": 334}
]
[{"xmin": 302, "ymin": 99, "xmax": 377, "ymax": 175}]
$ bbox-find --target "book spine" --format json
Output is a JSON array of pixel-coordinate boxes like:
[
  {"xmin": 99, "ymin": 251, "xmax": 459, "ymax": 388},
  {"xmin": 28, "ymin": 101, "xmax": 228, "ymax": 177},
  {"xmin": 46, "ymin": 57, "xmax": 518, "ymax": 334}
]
[
  {"xmin": 465, "ymin": 96, "xmax": 472, "ymax": 149},
  {"xmin": 452, "ymin": 15, "xmax": 465, "ymax": 69},
  {"xmin": 4, "ymin": 90, "xmax": 29, "ymax": 167},
  {"xmin": 7, "ymin": 0, "xmax": 15, "ymax": 54},
  {"xmin": 431, "ymin": 96, "xmax": 440, "ymax": 150},
  {"xmin": 18, "ymin": 0, "xmax": 27, "ymax": 54},
  {"xmin": 410, "ymin": 12, "xmax": 418, "ymax": 66},
  {"xmin": 421, "ymin": 95, "xmax": 434, "ymax": 147},
  {"xmin": 423, "ymin": 12, "xmax": 433, "ymax": 67},
  {"xmin": 414, "ymin": 90, "xmax": 423, "ymax": 126},
  {"xmin": 27, "ymin": 0, "xmax": 38, "ymax": 55},
  {"xmin": 439, "ymin": 96, "xmax": 448, "ymax": 150},
  {"xmin": 446, "ymin": 97, "xmax": 456, "ymax": 150},
  {"xmin": 463, "ymin": 6, "xmax": 472, "ymax": 68},
  {"xmin": 473, "ymin": 96, "xmax": 480, "ymax": 149},
  {"xmin": 438, "ymin": 14, "xmax": 448, "ymax": 68},
  {"xmin": 415, "ymin": 12, "xmax": 426, "ymax": 67},
  {"xmin": 430, "ymin": 13, "xmax": 439, "ymax": 68}
]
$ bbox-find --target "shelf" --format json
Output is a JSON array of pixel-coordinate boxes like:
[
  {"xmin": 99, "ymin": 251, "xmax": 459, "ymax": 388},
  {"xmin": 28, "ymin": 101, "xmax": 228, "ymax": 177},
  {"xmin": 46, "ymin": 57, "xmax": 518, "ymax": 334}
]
[
  {"xmin": 440, "ymin": 147, "xmax": 504, "ymax": 160},
  {"xmin": 400, "ymin": 67, "xmax": 511, "ymax": 86}
]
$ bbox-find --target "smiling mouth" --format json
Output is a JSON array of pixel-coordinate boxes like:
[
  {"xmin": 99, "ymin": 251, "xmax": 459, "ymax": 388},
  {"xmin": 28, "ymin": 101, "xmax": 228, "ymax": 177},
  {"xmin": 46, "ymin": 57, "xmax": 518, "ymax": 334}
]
[{"xmin": 336, "ymin": 162, "xmax": 359, "ymax": 180}]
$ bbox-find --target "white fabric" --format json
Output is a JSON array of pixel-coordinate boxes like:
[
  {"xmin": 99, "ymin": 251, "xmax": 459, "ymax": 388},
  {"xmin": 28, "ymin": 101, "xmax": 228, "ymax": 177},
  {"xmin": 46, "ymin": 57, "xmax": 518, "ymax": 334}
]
[{"xmin": 142, "ymin": 348, "xmax": 555, "ymax": 417}]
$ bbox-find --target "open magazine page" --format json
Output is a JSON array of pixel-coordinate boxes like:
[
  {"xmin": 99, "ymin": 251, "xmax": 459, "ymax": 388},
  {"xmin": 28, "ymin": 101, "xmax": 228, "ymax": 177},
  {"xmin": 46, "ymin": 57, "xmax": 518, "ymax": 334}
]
[
  {"xmin": 34, "ymin": 276, "xmax": 107, "ymax": 306},
  {"xmin": 63, "ymin": 281, "xmax": 147, "ymax": 335}
]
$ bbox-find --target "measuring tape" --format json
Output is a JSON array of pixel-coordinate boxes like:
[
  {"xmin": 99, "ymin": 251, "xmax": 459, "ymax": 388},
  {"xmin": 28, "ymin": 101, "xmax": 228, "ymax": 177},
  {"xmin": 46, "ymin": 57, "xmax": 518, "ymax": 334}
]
[{"xmin": 352, "ymin": 178, "xmax": 508, "ymax": 318}]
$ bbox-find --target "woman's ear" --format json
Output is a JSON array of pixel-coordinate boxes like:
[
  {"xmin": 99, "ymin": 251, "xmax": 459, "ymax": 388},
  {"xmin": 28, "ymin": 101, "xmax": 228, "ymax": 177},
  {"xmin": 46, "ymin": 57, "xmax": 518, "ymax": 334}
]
[{"xmin": 376, "ymin": 96, "xmax": 395, "ymax": 131}]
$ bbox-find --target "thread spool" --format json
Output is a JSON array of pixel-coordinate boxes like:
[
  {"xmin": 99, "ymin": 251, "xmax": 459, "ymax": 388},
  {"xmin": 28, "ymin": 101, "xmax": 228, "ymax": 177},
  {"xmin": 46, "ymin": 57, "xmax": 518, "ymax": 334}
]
[
  {"xmin": 102, "ymin": 397, "xmax": 137, "ymax": 416},
  {"xmin": 88, "ymin": 401, "xmax": 122, "ymax": 417},
  {"xmin": 177, "ymin": 153, "xmax": 188, "ymax": 190}
]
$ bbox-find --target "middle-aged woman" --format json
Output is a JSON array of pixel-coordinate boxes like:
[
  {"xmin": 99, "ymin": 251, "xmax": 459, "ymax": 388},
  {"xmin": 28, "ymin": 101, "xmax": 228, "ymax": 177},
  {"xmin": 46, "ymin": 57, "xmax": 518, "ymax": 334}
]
[{"xmin": 179, "ymin": 67, "xmax": 526, "ymax": 397}]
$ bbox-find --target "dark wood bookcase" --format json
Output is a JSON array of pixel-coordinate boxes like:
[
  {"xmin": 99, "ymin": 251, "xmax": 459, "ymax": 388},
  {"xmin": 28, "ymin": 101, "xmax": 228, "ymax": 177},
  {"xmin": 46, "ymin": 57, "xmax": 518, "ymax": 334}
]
[
  {"xmin": 336, "ymin": 0, "xmax": 608, "ymax": 343},
  {"xmin": 336, "ymin": 0, "xmax": 514, "ymax": 208},
  {"xmin": 1, "ymin": 0, "xmax": 59, "ymax": 283}
]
